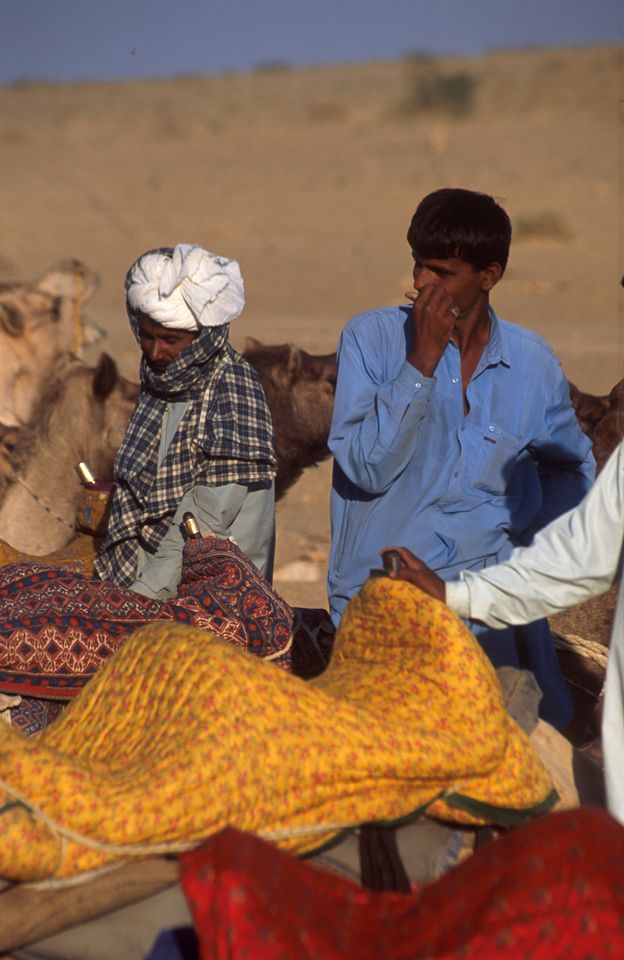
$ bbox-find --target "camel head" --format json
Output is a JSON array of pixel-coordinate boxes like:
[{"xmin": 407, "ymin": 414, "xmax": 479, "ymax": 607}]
[
  {"xmin": 243, "ymin": 337, "xmax": 337, "ymax": 499},
  {"xmin": 34, "ymin": 259, "xmax": 99, "ymax": 305},
  {"xmin": 0, "ymin": 260, "xmax": 104, "ymax": 427}
]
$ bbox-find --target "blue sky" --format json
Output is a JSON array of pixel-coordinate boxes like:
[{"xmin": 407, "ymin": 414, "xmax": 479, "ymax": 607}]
[{"xmin": 2, "ymin": 0, "xmax": 621, "ymax": 85}]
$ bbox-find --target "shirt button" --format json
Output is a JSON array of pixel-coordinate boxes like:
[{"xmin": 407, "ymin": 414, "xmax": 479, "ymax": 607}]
[
  {"xmin": 488, "ymin": 425, "xmax": 495, "ymax": 432},
  {"xmin": 415, "ymin": 383, "xmax": 422, "ymax": 390},
  {"xmin": 452, "ymin": 377, "xmax": 459, "ymax": 383}
]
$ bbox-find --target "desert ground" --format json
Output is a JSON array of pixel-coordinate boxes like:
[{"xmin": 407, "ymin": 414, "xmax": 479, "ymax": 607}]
[{"xmin": 0, "ymin": 44, "xmax": 621, "ymax": 610}]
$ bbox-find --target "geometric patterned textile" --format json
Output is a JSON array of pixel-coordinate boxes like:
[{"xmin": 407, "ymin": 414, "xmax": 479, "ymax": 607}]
[
  {"xmin": 180, "ymin": 809, "xmax": 624, "ymax": 960},
  {"xmin": 0, "ymin": 562, "xmax": 178, "ymax": 699},
  {"xmin": 0, "ymin": 536, "xmax": 328, "ymax": 703},
  {"xmin": 0, "ymin": 577, "xmax": 554, "ymax": 882},
  {"xmin": 175, "ymin": 537, "xmax": 294, "ymax": 659},
  {"xmin": 8, "ymin": 697, "xmax": 65, "ymax": 737},
  {"xmin": 175, "ymin": 537, "xmax": 331, "ymax": 679}
]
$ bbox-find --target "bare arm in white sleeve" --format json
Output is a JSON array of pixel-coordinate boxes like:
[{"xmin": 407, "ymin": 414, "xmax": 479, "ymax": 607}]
[
  {"xmin": 445, "ymin": 440, "xmax": 624, "ymax": 627},
  {"xmin": 385, "ymin": 443, "xmax": 624, "ymax": 826}
]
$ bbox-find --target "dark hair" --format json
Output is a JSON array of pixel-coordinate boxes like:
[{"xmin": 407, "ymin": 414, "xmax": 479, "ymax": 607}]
[{"xmin": 407, "ymin": 188, "xmax": 511, "ymax": 274}]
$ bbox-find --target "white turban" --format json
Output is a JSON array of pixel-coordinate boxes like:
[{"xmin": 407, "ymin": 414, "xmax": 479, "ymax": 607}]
[{"xmin": 125, "ymin": 244, "xmax": 245, "ymax": 330}]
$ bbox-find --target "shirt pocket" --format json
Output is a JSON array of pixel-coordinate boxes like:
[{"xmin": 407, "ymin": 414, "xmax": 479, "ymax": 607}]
[{"xmin": 464, "ymin": 422, "xmax": 523, "ymax": 496}]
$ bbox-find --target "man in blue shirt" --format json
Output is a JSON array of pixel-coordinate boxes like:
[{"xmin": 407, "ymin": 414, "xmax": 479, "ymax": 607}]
[{"xmin": 328, "ymin": 188, "xmax": 595, "ymax": 729}]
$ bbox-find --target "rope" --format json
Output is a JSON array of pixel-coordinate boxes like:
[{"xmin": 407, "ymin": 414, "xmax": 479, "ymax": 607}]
[
  {"xmin": 72, "ymin": 264, "xmax": 84, "ymax": 356},
  {"xmin": 551, "ymin": 630, "xmax": 609, "ymax": 670},
  {"xmin": 563, "ymin": 676, "xmax": 603, "ymax": 701},
  {"xmin": 15, "ymin": 475, "xmax": 75, "ymax": 532}
]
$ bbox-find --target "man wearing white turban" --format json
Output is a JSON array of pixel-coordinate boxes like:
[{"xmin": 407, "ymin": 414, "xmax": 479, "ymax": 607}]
[{"xmin": 95, "ymin": 245, "xmax": 277, "ymax": 596}]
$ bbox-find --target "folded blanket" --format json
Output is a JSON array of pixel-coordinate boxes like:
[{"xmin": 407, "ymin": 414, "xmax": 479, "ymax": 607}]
[{"xmin": 0, "ymin": 577, "xmax": 555, "ymax": 882}]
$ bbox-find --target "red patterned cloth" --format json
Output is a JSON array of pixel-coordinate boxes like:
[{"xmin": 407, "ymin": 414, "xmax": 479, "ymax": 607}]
[
  {"xmin": 180, "ymin": 808, "xmax": 624, "ymax": 960},
  {"xmin": 0, "ymin": 562, "xmax": 175, "ymax": 697},
  {"xmin": 174, "ymin": 537, "xmax": 294, "ymax": 660},
  {"xmin": 0, "ymin": 536, "xmax": 332, "ymax": 704}
]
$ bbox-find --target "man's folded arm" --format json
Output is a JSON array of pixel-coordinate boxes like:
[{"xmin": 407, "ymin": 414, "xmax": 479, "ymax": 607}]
[{"xmin": 329, "ymin": 330, "xmax": 435, "ymax": 494}]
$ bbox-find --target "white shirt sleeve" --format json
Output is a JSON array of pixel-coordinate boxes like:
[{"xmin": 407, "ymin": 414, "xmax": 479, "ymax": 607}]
[
  {"xmin": 445, "ymin": 440, "xmax": 624, "ymax": 627},
  {"xmin": 446, "ymin": 440, "xmax": 624, "ymax": 827}
]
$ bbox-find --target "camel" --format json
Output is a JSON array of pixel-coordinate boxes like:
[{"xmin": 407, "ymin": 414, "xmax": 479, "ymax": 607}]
[
  {"xmin": 569, "ymin": 378, "xmax": 624, "ymax": 473},
  {"xmin": 0, "ymin": 339, "xmax": 337, "ymax": 557},
  {"xmin": 1, "ymin": 336, "xmax": 617, "ymax": 560},
  {"xmin": 246, "ymin": 345, "xmax": 622, "ymax": 490},
  {"xmin": 243, "ymin": 338, "xmax": 337, "ymax": 499},
  {"xmin": 0, "ymin": 354, "xmax": 138, "ymax": 555},
  {"xmin": 0, "ymin": 259, "xmax": 102, "ymax": 428}
]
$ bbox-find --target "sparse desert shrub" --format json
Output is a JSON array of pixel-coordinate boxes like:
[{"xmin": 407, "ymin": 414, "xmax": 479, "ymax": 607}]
[
  {"xmin": 253, "ymin": 60, "xmax": 292, "ymax": 74},
  {"xmin": 6, "ymin": 76, "xmax": 43, "ymax": 90},
  {"xmin": 402, "ymin": 51, "xmax": 437, "ymax": 68},
  {"xmin": 415, "ymin": 71, "xmax": 477, "ymax": 115},
  {"xmin": 400, "ymin": 58, "xmax": 478, "ymax": 117},
  {"xmin": 306, "ymin": 100, "xmax": 347, "ymax": 122},
  {"xmin": 513, "ymin": 211, "xmax": 571, "ymax": 242},
  {"xmin": 153, "ymin": 109, "xmax": 186, "ymax": 140}
]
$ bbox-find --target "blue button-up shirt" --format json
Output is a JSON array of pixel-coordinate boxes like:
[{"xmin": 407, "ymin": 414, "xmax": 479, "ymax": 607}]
[{"xmin": 328, "ymin": 306, "xmax": 595, "ymax": 625}]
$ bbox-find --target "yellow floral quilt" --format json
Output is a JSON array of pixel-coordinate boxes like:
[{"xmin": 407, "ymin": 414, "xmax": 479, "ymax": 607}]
[{"xmin": 0, "ymin": 577, "xmax": 555, "ymax": 881}]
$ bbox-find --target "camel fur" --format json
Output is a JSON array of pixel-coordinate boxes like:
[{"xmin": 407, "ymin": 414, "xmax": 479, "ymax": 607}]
[
  {"xmin": 0, "ymin": 259, "xmax": 102, "ymax": 428},
  {"xmin": 0, "ymin": 354, "xmax": 138, "ymax": 554}
]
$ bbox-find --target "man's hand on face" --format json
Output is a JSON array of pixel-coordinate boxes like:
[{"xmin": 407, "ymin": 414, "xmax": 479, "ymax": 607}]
[
  {"xmin": 380, "ymin": 546, "xmax": 446, "ymax": 602},
  {"xmin": 406, "ymin": 284, "xmax": 460, "ymax": 377}
]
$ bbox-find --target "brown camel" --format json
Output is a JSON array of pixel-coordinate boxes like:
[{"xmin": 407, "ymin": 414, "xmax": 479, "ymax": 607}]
[
  {"xmin": 243, "ymin": 337, "xmax": 337, "ymax": 500},
  {"xmin": 568, "ymin": 378, "xmax": 624, "ymax": 472},
  {"xmin": 0, "ymin": 339, "xmax": 338, "ymax": 556}
]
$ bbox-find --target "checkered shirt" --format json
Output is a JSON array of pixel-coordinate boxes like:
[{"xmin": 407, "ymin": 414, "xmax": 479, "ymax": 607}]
[{"xmin": 95, "ymin": 326, "xmax": 276, "ymax": 586}]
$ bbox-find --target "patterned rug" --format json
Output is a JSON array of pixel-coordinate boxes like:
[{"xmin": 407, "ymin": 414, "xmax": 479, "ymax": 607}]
[
  {"xmin": 0, "ymin": 562, "xmax": 185, "ymax": 699},
  {"xmin": 0, "ymin": 537, "xmax": 332, "ymax": 714}
]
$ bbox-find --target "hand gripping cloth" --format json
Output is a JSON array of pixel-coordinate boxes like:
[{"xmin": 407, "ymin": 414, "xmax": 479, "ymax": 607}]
[{"xmin": 0, "ymin": 577, "xmax": 556, "ymax": 882}]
